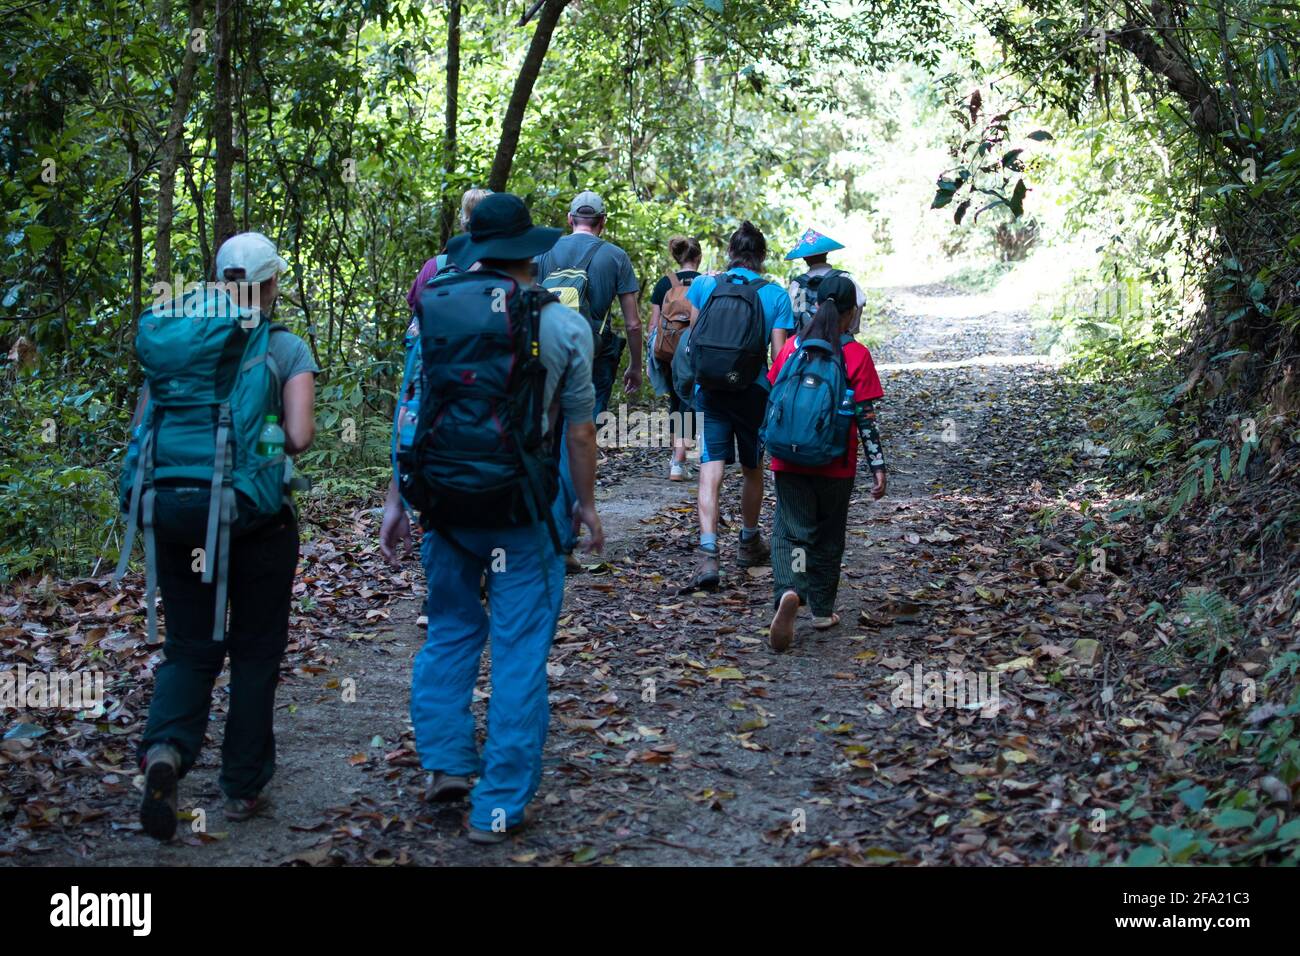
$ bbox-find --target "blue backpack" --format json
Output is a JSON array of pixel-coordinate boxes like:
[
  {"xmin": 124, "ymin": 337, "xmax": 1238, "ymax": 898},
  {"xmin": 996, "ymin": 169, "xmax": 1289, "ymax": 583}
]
[
  {"xmin": 760, "ymin": 338, "xmax": 852, "ymax": 466},
  {"xmin": 397, "ymin": 269, "xmax": 562, "ymax": 548}
]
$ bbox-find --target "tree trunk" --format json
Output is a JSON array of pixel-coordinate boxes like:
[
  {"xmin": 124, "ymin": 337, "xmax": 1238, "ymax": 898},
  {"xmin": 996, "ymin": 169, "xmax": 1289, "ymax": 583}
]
[
  {"xmin": 154, "ymin": 0, "xmax": 206, "ymax": 285},
  {"xmin": 487, "ymin": 0, "xmax": 572, "ymax": 192},
  {"xmin": 127, "ymin": 127, "xmax": 143, "ymax": 323},
  {"xmin": 439, "ymin": 0, "xmax": 461, "ymax": 248},
  {"xmin": 212, "ymin": 0, "xmax": 237, "ymax": 264}
]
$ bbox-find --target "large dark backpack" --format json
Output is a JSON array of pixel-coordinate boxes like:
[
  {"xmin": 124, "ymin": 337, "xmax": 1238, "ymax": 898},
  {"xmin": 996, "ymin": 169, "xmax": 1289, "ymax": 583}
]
[
  {"xmin": 760, "ymin": 338, "xmax": 853, "ymax": 467},
  {"xmin": 790, "ymin": 268, "xmax": 844, "ymax": 334},
  {"xmin": 688, "ymin": 274, "xmax": 770, "ymax": 391},
  {"xmin": 398, "ymin": 270, "xmax": 561, "ymax": 549},
  {"xmin": 114, "ymin": 287, "xmax": 294, "ymax": 642}
]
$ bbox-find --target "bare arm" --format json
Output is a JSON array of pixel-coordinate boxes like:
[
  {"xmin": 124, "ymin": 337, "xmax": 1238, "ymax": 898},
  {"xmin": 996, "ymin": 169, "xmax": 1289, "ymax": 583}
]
[
  {"xmin": 379, "ymin": 476, "xmax": 412, "ymax": 565},
  {"xmin": 620, "ymin": 291, "xmax": 643, "ymax": 393},
  {"xmin": 282, "ymin": 372, "xmax": 316, "ymax": 455},
  {"xmin": 771, "ymin": 327, "xmax": 789, "ymax": 362}
]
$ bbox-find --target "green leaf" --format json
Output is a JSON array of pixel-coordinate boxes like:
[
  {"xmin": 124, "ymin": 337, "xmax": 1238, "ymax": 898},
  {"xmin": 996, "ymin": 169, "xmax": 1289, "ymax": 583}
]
[
  {"xmin": 1219, "ymin": 444, "xmax": 1231, "ymax": 483},
  {"xmin": 1277, "ymin": 819, "xmax": 1300, "ymax": 843},
  {"xmin": 1026, "ymin": 130, "xmax": 1054, "ymax": 141},
  {"xmin": 1211, "ymin": 808, "xmax": 1256, "ymax": 829},
  {"xmin": 1125, "ymin": 845, "xmax": 1163, "ymax": 866},
  {"xmin": 1236, "ymin": 440, "xmax": 1253, "ymax": 476},
  {"xmin": 1179, "ymin": 785, "xmax": 1208, "ymax": 811},
  {"xmin": 1008, "ymin": 178, "xmax": 1027, "ymax": 217}
]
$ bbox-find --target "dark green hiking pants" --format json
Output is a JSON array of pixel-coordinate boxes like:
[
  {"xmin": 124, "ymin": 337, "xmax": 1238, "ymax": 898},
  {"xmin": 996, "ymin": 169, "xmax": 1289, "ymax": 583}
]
[
  {"xmin": 771, "ymin": 472, "xmax": 854, "ymax": 618},
  {"xmin": 138, "ymin": 512, "xmax": 299, "ymax": 800}
]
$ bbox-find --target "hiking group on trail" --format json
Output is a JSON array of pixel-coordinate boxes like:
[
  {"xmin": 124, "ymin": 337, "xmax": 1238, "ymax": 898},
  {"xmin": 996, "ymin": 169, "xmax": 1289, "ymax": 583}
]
[{"xmin": 118, "ymin": 189, "xmax": 887, "ymax": 846}]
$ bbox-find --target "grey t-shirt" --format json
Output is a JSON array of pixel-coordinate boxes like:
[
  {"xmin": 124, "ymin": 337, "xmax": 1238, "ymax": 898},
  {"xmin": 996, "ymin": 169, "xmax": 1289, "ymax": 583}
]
[
  {"xmin": 534, "ymin": 233, "xmax": 639, "ymax": 326},
  {"xmin": 269, "ymin": 329, "xmax": 319, "ymax": 383},
  {"xmin": 538, "ymin": 299, "xmax": 595, "ymax": 427}
]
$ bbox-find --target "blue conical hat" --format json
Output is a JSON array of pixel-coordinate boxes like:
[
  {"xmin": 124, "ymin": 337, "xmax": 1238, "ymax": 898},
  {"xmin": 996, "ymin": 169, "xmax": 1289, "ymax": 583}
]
[{"xmin": 784, "ymin": 228, "xmax": 845, "ymax": 261}]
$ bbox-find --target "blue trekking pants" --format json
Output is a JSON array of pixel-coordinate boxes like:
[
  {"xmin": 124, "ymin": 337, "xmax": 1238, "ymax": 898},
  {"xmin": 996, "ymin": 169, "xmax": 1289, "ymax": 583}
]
[
  {"xmin": 413, "ymin": 522, "xmax": 564, "ymax": 830},
  {"xmin": 550, "ymin": 428, "xmax": 579, "ymax": 553}
]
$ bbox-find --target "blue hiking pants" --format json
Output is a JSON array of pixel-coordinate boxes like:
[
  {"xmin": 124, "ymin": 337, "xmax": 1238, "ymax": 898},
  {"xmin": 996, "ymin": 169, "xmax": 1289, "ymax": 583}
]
[
  {"xmin": 413, "ymin": 522, "xmax": 564, "ymax": 830},
  {"xmin": 550, "ymin": 426, "xmax": 578, "ymax": 553}
]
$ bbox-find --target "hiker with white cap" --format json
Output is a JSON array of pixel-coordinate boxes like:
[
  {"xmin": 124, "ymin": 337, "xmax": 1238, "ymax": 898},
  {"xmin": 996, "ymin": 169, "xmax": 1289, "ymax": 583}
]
[
  {"xmin": 126, "ymin": 232, "xmax": 318, "ymax": 840},
  {"xmin": 785, "ymin": 228, "xmax": 867, "ymax": 336}
]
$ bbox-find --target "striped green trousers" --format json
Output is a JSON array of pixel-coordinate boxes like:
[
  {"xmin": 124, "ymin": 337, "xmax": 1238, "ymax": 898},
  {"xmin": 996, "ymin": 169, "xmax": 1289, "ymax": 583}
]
[{"xmin": 771, "ymin": 471, "xmax": 854, "ymax": 617}]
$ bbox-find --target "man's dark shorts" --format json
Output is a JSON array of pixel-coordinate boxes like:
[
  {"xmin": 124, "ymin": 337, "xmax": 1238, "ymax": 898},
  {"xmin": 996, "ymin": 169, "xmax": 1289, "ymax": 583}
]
[{"xmin": 696, "ymin": 381, "xmax": 768, "ymax": 469}]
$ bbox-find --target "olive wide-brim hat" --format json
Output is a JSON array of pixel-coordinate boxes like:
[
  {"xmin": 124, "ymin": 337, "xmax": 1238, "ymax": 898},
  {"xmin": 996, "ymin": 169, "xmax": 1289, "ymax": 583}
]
[{"xmin": 446, "ymin": 192, "xmax": 562, "ymax": 269}]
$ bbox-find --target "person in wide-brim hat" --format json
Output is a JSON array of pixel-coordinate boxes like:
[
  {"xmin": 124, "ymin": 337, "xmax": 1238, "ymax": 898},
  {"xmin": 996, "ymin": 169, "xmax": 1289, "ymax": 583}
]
[{"xmin": 446, "ymin": 193, "xmax": 563, "ymax": 270}]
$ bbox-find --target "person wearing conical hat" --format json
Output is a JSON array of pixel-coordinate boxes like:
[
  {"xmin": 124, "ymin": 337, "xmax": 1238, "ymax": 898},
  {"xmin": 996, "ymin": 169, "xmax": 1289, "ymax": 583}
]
[{"xmin": 785, "ymin": 228, "xmax": 866, "ymax": 336}]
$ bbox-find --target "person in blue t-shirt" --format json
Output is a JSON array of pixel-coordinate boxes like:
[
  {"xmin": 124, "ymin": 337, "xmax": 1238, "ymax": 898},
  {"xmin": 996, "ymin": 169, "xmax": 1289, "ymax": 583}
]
[{"xmin": 683, "ymin": 220, "xmax": 795, "ymax": 591}]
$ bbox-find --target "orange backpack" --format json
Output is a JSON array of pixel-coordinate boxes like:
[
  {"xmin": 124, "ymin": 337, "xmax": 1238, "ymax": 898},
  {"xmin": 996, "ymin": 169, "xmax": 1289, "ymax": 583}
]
[{"xmin": 653, "ymin": 272, "xmax": 695, "ymax": 363}]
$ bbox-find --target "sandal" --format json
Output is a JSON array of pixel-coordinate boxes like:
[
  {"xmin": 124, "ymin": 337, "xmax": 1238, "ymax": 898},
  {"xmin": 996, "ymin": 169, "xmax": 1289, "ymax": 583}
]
[{"xmin": 812, "ymin": 612, "xmax": 841, "ymax": 631}]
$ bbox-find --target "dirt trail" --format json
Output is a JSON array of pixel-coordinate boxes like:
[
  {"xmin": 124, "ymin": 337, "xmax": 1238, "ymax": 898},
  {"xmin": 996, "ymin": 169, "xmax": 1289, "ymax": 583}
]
[{"xmin": 25, "ymin": 283, "xmax": 1096, "ymax": 867}]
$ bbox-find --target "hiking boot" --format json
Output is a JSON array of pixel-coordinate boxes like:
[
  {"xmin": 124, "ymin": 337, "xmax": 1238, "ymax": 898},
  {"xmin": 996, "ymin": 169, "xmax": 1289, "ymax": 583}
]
[
  {"xmin": 564, "ymin": 552, "xmax": 583, "ymax": 575},
  {"xmin": 466, "ymin": 805, "xmax": 536, "ymax": 845},
  {"xmin": 139, "ymin": 743, "xmax": 180, "ymax": 841},
  {"xmin": 687, "ymin": 547, "xmax": 720, "ymax": 591},
  {"xmin": 223, "ymin": 793, "xmax": 268, "ymax": 822},
  {"xmin": 769, "ymin": 590, "xmax": 800, "ymax": 653},
  {"xmin": 737, "ymin": 532, "xmax": 770, "ymax": 568},
  {"xmin": 424, "ymin": 771, "xmax": 471, "ymax": 803}
]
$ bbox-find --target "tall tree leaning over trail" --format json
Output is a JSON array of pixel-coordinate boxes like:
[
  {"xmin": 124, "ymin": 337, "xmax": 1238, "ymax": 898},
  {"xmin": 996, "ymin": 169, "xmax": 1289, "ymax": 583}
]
[
  {"xmin": 212, "ymin": 0, "xmax": 238, "ymax": 262},
  {"xmin": 488, "ymin": 0, "xmax": 574, "ymax": 192},
  {"xmin": 155, "ymin": 0, "xmax": 208, "ymax": 285},
  {"xmin": 439, "ymin": 0, "xmax": 462, "ymax": 248}
]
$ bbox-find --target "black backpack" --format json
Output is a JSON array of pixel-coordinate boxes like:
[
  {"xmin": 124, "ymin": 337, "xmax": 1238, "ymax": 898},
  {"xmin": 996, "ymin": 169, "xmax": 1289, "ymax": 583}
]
[
  {"xmin": 790, "ymin": 269, "xmax": 843, "ymax": 335},
  {"xmin": 398, "ymin": 270, "xmax": 561, "ymax": 549},
  {"xmin": 689, "ymin": 274, "xmax": 770, "ymax": 391}
]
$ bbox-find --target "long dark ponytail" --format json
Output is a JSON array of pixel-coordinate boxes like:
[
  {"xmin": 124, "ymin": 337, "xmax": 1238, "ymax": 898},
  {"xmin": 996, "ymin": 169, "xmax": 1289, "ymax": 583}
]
[{"xmin": 802, "ymin": 300, "xmax": 844, "ymax": 360}]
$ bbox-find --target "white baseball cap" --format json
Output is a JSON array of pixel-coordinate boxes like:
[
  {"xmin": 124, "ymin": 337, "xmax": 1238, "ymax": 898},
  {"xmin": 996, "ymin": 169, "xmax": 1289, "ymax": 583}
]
[{"xmin": 215, "ymin": 232, "xmax": 289, "ymax": 284}]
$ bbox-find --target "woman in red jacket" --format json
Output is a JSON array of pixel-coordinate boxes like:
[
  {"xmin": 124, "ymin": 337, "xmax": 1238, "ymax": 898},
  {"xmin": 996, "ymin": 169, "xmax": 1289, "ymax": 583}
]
[{"xmin": 766, "ymin": 274, "xmax": 887, "ymax": 652}]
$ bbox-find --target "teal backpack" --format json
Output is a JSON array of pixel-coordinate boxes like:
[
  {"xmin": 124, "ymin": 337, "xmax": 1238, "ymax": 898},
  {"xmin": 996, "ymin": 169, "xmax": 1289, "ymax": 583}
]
[
  {"xmin": 760, "ymin": 338, "xmax": 853, "ymax": 467},
  {"xmin": 115, "ymin": 286, "xmax": 292, "ymax": 642}
]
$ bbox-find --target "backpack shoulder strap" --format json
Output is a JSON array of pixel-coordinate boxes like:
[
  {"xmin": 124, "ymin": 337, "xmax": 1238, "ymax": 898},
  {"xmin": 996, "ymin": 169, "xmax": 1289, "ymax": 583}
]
[
  {"xmin": 665, "ymin": 271, "xmax": 681, "ymax": 290},
  {"xmin": 576, "ymin": 237, "xmax": 604, "ymax": 274}
]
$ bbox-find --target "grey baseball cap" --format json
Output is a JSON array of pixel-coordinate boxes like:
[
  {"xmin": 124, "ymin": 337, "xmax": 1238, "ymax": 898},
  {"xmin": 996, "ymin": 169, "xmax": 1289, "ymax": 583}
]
[{"xmin": 569, "ymin": 190, "xmax": 606, "ymax": 216}]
